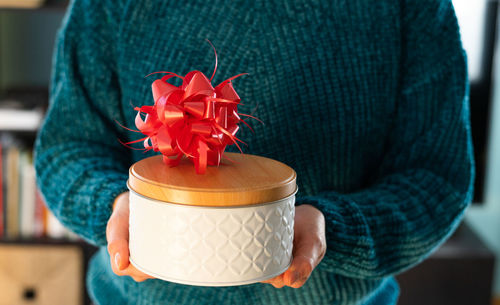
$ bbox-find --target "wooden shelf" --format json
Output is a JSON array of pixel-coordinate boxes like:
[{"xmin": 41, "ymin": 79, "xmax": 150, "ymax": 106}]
[
  {"xmin": 0, "ymin": 236, "xmax": 84, "ymax": 245},
  {"xmin": 0, "ymin": 0, "xmax": 68, "ymax": 11}
]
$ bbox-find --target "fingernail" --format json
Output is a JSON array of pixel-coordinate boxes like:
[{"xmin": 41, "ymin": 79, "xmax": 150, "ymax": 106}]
[{"xmin": 115, "ymin": 253, "xmax": 121, "ymax": 269}]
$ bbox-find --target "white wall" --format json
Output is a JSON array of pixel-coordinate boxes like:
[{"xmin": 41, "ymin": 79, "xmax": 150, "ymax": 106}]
[
  {"xmin": 466, "ymin": 29, "xmax": 500, "ymax": 296},
  {"xmin": 452, "ymin": 0, "xmax": 500, "ymax": 294},
  {"xmin": 453, "ymin": 0, "xmax": 487, "ymax": 82}
]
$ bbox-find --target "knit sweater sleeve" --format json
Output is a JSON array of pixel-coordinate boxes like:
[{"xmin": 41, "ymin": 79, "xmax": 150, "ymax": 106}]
[
  {"xmin": 296, "ymin": 0, "xmax": 474, "ymax": 278},
  {"xmin": 34, "ymin": 0, "xmax": 129, "ymax": 246}
]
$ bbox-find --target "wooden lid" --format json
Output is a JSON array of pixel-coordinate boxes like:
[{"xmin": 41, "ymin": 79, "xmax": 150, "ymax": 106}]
[{"xmin": 128, "ymin": 153, "xmax": 297, "ymax": 206}]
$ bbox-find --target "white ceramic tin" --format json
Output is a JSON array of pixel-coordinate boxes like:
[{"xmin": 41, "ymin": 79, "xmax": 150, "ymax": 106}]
[
  {"xmin": 127, "ymin": 153, "xmax": 297, "ymax": 286},
  {"xmin": 128, "ymin": 189, "xmax": 295, "ymax": 286}
]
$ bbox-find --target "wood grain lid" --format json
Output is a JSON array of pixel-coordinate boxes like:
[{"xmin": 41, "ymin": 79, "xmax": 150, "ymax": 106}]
[{"xmin": 128, "ymin": 153, "xmax": 297, "ymax": 206}]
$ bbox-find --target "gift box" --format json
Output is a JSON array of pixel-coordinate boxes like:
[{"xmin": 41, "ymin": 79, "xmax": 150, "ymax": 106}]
[{"xmin": 127, "ymin": 152, "xmax": 297, "ymax": 286}]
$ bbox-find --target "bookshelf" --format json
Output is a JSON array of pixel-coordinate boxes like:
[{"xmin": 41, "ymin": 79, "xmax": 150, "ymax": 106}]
[
  {"xmin": 0, "ymin": 2, "xmax": 95, "ymax": 305},
  {"xmin": 0, "ymin": 3, "xmax": 72, "ymax": 241}
]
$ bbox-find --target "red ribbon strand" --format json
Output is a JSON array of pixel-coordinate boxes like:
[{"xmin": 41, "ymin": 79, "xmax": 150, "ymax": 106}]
[{"xmin": 123, "ymin": 47, "xmax": 254, "ymax": 174}]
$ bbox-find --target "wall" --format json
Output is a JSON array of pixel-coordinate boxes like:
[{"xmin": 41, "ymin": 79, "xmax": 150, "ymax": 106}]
[{"xmin": 466, "ymin": 32, "xmax": 500, "ymax": 295}]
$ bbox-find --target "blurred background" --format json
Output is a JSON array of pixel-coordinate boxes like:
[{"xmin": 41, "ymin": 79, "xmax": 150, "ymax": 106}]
[{"xmin": 0, "ymin": 0, "xmax": 499, "ymax": 304}]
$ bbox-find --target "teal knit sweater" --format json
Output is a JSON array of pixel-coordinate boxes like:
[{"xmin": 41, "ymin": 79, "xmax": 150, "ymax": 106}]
[{"xmin": 34, "ymin": 0, "xmax": 474, "ymax": 304}]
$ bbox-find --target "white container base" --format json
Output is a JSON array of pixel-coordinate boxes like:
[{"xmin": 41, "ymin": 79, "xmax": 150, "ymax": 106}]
[
  {"xmin": 129, "ymin": 257, "xmax": 292, "ymax": 287},
  {"xmin": 128, "ymin": 190, "xmax": 295, "ymax": 287}
]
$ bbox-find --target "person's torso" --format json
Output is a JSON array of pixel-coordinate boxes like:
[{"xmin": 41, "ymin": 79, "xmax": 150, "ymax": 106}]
[
  {"xmin": 117, "ymin": 0, "xmax": 402, "ymax": 198},
  {"xmin": 103, "ymin": 1, "xmax": 402, "ymax": 304}
]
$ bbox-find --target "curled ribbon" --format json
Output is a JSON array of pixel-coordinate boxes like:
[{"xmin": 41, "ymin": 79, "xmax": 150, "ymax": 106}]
[{"xmin": 122, "ymin": 43, "xmax": 259, "ymax": 174}]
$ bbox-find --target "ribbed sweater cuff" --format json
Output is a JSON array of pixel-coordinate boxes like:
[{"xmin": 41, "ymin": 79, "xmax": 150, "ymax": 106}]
[
  {"xmin": 87, "ymin": 178, "xmax": 129, "ymax": 245},
  {"xmin": 294, "ymin": 169, "xmax": 470, "ymax": 278}
]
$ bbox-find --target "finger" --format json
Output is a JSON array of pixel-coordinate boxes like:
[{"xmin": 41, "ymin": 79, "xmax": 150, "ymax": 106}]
[
  {"xmin": 272, "ymin": 273, "xmax": 286, "ymax": 288},
  {"xmin": 107, "ymin": 216, "xmax": 130, "ymax": 272},
  {"xmin": 109, "ymin": 259, "xmax": 153, "ymax": 279},
  {"xmin": 131, "ymin": 275, "xmax": 149, "ymax": 282},
  {"xmin": 107, "ymin": 238, "xmax": 130, "ymax": 271},
  {"xmin": 106, "ymin": 200, "xmax": 130, "ymax": 245},
  {"xmin": 283, "ymin": 247, "xmax": 316, "ymax": 288},
  {"xmin": 112, "ymin": 192, "xmax": 130, "ymax": 215},
  {"xmin": 286, "ymin": 255, "xmax": 314, "ymax": 288},
  {"xmin": 293, "ymin": 233, "xmax": 324, "ymax": 267},
  {"xmin": 261, "ymin": 238, "xmax": 317, "ymax": 288},
  {"xmin": 118, "ymin": 264, "xmax": 154, "ymax": 282},
  {"xmin": 282, "ymin": 264, "xmax": 300, "ymax": 287},
  {"xmin": 261, "ymin": 273, "xmax": 285, "ymax": 288},
  {"xmin": 113, "ymin": 268, "xmax": 151, "ymax": 282},
  {"xmin": 292, "ymin": 227, "xmax": 325, "ymax": 270},
  {"xmin": 260, "ymin": 277, "xmax": 275, "ymax": 284}
]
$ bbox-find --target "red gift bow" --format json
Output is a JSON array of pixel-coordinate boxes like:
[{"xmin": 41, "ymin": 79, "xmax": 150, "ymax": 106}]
[{"xmin": 122, "ymin": 48, "xmax": 258, "ymax": 174}]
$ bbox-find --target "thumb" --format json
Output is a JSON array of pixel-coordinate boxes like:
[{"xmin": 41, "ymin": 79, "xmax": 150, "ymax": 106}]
[
  {"xmin": 107, "ymin": 222, "xmax": 129, "ymax": 271},
  {"xmin": 107, "ymin": 193, "xmax": 130, "ymax": 271}
]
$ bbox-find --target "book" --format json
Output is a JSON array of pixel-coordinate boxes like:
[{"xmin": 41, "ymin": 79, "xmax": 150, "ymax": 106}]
[
  {"xmin": 19, "ymin": 152, "xmax": 36, "ymax": 237},
  {"xmin": 46, "ymin": 209, "xmax": 66, "ymax": 239},
  {"xmin": 0, "ymin": 142, "xmax": 3, "ymax": 238},
  {"xmin": 5, "ymin": 146, "xmax": 20, "ymax": 238},
  {"xmin": 34, "ymin": 188, "xmax": 46, "ymax": 238},
  {"xmin": 0, "ymin": 134, "xmax": 16, "ymax": 237}
]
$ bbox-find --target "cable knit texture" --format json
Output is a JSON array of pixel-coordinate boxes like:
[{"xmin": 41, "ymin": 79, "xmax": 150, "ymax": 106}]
[{"xmin": 34, "ymin": 0, "xmax": 473, "ymax": 304}]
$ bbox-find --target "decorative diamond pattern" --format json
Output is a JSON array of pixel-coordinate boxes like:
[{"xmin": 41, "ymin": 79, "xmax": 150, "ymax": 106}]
[{"xmin": 129, "ymin": 193, "xmax": 295, "ymax": 285}]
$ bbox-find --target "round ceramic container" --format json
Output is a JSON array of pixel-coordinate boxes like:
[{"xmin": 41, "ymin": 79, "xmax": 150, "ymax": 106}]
[{"xmin": 127, "ymin": 153, "xmax": 297, "ymax": 286}]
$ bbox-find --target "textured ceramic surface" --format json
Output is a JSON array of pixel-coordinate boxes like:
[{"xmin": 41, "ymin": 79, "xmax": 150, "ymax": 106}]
[{"xmin": 128, "ymin": 190, "xmax": 295, "ymax": 286}]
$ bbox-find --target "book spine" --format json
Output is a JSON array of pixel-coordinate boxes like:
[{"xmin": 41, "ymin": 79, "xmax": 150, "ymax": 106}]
[
  {"xmin": 6, "ymin": 146, "xmax": 20, "ymax": 238},
  {"xmin": 0, "ymin": 142, "xmax": 3, "ymax": 238},
  {"xmin": 46, "ymin": 209, "xmax": 67, "ymax": 239},
  {"xmin": 34, "ymin": 188, "xmax": 45, "ymax": 238},
  {"xmin": 20, "ymin": 152, "xmax": 36, "ymax": 237}
]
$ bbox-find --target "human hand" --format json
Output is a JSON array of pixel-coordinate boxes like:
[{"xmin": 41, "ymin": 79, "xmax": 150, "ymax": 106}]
[
  {"xmin": 106, "ymin": 191, "xmax": 154, "ymax": 282},
  {"xmin": 261, "ymin": 204, "xmax": 326, "ymax": 288}
]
